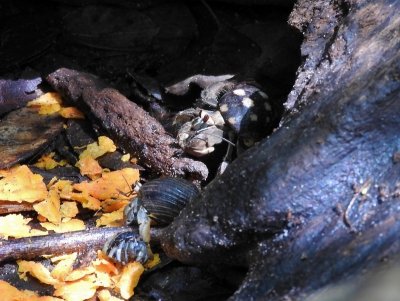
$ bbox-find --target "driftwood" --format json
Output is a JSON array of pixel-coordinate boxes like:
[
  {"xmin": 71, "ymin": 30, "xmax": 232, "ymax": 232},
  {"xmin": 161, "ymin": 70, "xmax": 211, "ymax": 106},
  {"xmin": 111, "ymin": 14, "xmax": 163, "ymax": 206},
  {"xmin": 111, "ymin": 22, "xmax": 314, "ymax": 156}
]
[
  {"xmin": 160, "ymin": 0, "xmax": 400, "ymax": 300},
  {"xmin": 46, "ymin": 69, "xmax": 208, "ymax": 181}
]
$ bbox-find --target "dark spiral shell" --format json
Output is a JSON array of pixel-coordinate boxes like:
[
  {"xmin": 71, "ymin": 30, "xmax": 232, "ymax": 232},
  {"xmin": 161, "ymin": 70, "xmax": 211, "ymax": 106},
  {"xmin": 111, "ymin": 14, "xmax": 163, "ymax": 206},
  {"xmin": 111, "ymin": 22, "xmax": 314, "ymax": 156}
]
[{"xmin": 139, "ymin": 177, "xmax": 200, "ymax": 225}]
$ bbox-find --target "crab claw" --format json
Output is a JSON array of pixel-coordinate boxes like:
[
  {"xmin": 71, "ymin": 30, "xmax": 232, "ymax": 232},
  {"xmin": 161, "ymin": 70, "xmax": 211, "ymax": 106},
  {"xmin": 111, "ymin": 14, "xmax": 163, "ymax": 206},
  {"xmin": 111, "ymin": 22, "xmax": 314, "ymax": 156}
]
[{"xmin": 103, "ymin": 232, "xmax": 149, "ymax": 265}]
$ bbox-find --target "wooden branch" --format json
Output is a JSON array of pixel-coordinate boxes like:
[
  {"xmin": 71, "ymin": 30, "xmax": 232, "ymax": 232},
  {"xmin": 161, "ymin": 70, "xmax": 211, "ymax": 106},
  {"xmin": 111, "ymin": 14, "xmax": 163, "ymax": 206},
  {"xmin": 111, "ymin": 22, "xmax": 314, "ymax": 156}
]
[
  {"xmin": 0, "ymin": 201, "xmax": 33, "ymax": 214},
  {"xmin": 0, "ymin": 226, "xmax": 163, "ymax": 263}
]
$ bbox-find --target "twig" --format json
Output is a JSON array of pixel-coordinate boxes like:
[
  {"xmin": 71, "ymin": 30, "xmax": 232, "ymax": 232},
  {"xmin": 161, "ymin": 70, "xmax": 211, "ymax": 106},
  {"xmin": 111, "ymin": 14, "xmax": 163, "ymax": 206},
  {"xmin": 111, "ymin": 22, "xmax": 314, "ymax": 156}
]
[
  {"xmin": 0, "ymin": 226, "xmax": 162, "ymax": 263},
  {"xmin": 0, "ymin": 201, "xmax": 33, "ymax": 214}
]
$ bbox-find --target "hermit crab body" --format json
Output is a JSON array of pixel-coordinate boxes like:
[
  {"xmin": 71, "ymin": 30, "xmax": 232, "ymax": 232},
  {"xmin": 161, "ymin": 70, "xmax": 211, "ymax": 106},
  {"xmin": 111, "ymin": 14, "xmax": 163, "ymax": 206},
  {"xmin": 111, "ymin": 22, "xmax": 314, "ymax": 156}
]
[
  {"xmin": 103, "ymin": 177, "xmax": 200, "ymax": 264},
  {"xmin": 172, "ymin": 79, "xmax": 278, "ymax": 159}
]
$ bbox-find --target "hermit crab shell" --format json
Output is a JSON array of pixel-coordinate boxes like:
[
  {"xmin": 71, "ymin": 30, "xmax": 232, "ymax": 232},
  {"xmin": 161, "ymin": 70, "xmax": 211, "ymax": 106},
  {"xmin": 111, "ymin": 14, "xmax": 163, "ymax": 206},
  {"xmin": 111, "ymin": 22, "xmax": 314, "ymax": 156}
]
[
  {"xmin": 138, "ymin": 177, "xmax": 200, "ymax": 225},
  {"xmin": 218, "ymin": 83, "xmax": 274, "ymax": 140}
]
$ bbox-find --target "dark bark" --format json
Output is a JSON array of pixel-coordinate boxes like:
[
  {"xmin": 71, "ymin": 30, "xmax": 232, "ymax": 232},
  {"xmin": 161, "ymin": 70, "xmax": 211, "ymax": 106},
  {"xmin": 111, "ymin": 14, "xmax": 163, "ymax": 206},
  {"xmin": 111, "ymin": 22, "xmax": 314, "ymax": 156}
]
[
  {"xmin": 0, "ymin": 107, "xmax": 64, "ymax": 169},
  {"xmin": 0, "ymin": 77, "xmax": 42, "ymax": 116},
  {"xmin": 160, "ymin": 0, "xmax": 400, "ymax": 300}
]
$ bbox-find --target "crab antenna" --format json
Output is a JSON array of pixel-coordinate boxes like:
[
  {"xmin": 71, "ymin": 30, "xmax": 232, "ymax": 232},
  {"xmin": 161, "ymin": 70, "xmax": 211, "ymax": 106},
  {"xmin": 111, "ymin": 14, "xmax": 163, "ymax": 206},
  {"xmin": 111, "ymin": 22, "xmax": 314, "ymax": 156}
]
[{"xmin": 193, "ymin": 127, "xmax": 236, "ymax": 147}]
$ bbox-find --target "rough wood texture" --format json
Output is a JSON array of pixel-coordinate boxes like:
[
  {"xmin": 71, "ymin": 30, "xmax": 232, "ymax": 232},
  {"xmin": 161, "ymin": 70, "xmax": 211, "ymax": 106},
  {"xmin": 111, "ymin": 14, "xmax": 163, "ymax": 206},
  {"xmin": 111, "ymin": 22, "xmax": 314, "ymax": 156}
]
[
  {"xmin": 0, "ymin": 226, "xmax": 147, "ymax": 263},
  {"xmin": 0, "ymin": 107, "xmax": 64, "ymax": 169},
  {"xmin": 160, "ymin": 0, "xmax": 400, "ymax": 300},
  {"xmin": 46, "ymin": 68, "xmax": 208, "ymax": 181}
]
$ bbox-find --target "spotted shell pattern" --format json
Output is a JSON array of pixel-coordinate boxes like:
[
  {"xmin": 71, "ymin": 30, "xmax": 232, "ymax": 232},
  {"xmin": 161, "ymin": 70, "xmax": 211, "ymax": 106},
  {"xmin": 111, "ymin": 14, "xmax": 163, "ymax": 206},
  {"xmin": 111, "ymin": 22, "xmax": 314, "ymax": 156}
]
[{"xmin": 218, "ymin": 83, "xmax": 274, "ymax": 142}]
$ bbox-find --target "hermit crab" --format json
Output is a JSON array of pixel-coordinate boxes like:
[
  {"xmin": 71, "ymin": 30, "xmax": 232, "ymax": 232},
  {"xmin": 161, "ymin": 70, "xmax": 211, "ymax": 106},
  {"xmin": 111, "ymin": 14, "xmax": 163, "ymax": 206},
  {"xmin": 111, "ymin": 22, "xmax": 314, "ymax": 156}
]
[
  {"xmin": 103, "ymin": 177, "xmax": 199, "ymax": 264},
  {"xmin": 166, "ymin": 75, "xmax": 279, "ymax": 172}
]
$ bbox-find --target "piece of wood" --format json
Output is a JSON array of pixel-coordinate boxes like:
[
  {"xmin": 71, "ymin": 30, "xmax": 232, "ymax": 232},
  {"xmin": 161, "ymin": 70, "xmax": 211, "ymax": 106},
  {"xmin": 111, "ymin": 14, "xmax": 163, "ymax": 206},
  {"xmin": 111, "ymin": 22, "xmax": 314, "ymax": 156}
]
[
  {"xmin": 0, "ymin": 107, "xmax": 64, "ymax": 169},
  {"xmin": 46, "ymin": 69, "xmax": 208, "ymax": 181},
  {"xmin": 0, "ymin": 201, "xmax": 33, "ymax": 215},
  {"xmin": 160, "ymin": 0, "xmax": 400, "ymax": 300},
  {"xmin": 0, "ymin": 226, "xmax": 162, "ymax": 263}
]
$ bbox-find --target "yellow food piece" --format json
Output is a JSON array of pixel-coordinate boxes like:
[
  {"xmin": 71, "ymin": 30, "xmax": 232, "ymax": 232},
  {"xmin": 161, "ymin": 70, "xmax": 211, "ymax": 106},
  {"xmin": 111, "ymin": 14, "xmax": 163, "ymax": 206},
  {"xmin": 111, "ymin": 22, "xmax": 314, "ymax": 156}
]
[
  {"xmin": 101, "ymin": 199, "xmax": 130, "ymax": 213},
  {"xmin": 41, "ymin": 218, "xmax": 85, "ymax": 233},
  {"xmin": 50, "ymin": 252, "xmax": 77, "ymax": 281},
  {"xmin": 34, "ymin": 152, "xmax": 67, "ymax": 170},
  {"xmin": 51, "ymin": 179, "xmax": 73, "ymax": 199},
  {"xmin": 94, "ymin": 269, "xmax": 114, "ymax": 288},
  {"xmin": 60, "ymin": 201, "xmax": 79, "ymax": 218},
  {"xmin": 116, "ymin": 262, "xmax": 144, "ymax": 300},
  {"xmin": 0, "ymin": 165, "xmax": 47, "ymax": 203},
  {"xmin": 64, "ymin": 266, "xmax": 96, "ymax": 282},
  {"xmin": 76, "ymin": 155, "xmax": 103, "ymax": 178},
  {"xmin": 73, "ymin": 168, "xmax": 139, "ymax": 200},
  {"xmin": 79, "ymin": 136, "xmax": 116, "ymax": 160},
  {"xmin": 70, "ymin": 191, "xmax": 101, "ymax": 210},
  {"xmin": 144, "ymin": 253, "xmax": 161, "ymax": 269},
  {"xmin": 59, "ymin": 107, "xmax": 85, "ymax": 119},
  {"xmin": 17, "ymin": 260, "xmax": 59, "ymax": 285},
  {"xmin": 27, "ymin": 92, "xmax": 63, "ymax": 115},
  {"xmin": 98, "ymin": 289, "xmax": 124, "ymax": 301},
  {"xmin": 94, "ymin": 251, "xmax": 119, "ymax": 275},
  {"xmin": 33, "ymin": 189, "xmax": 61, "ymax": 224},
  {"xmin": 0, "ymin": 280, "xmax": 62, "ymax": 301},
  {"xmin": 120, "ymin": 154, "xmax": 130, "ymax": 162},
  {"xmin": 54, "ymin": 275, "xmax": 97, "ymax": 301},
  {"xmin": 0, "ymin": 214, "xmax": 47, "ymax": 239},
  {"xmin": 96, "ymin": 209, "xmax": 124, "ymax": 227}
]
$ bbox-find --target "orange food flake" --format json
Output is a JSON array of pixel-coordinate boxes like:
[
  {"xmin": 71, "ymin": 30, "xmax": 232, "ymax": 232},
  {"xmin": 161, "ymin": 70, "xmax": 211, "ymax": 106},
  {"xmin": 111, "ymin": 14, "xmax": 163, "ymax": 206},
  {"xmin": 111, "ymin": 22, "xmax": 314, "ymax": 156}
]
[
  {"xmin": 116, "ymin": 262, "xmax": 144, "ymax": 300},
  {"xmin": 0, "ymin": 165, "xmax": 47, "ymax": 203},
  {"xmin": 64, "ymin": 266, "xmax": 96, "ymax": 282},
  {"xmin": 40, "ymin": 218, "xmax": 85, "ymax": 233},
  {"xmin": 73, "ymin": 168, "xmax": 139, "ymax": 201},
  {"xmin": 17, "ymin": 260, "xmax": 59, "ymax": 285},
  {"xmin": 144, "ymin": 253, "xmax": 161, "ymax": 269},
  {"xmin": 79, "ymin": 136, "xmax": 116, "ymax": 160},
  {"xmin": 53, "ymin": 275, "xmax": 97, "ymax": 301},
  {"xmin": 60, "ymin": 201, "xmax": 79, "ymax": 218},
  {"xmin": 0, "ymin": 214, "xmax": 47, "ymax": 239},
  {"xmin": 59, "ymin": 107, "xmax": 85, "ymax": 119},
  {"xmin": 70, "ymin": 191, "xmax": 101, "ymax": 211},
  {"xmin": 50, "ymin": 252, "xmax": 77, "ymax": 281},
  {"xmin": 101, "ymin": 199, "xmax": 130, "ymax": 213},
  {"xmin": 33, "ymin": 189, "xmax": 61, "ymax": 224},
  {"xmin": 96, "ymin": 208, "xmax": 124, "ymax": 227},
  {"xmin": 34, "ymin": 152, "xmax": 67, "ymax": 170},
  {"xmin": 98, "ymin": 289, "xmax": 124, "ymax": 301},
  {"xmin": 76, "ymin": 155, "xmax": 103, "ymax": 178},
  {"xmin": 27, "ymin": 92, "xmax": 63, "ymax": 115}
]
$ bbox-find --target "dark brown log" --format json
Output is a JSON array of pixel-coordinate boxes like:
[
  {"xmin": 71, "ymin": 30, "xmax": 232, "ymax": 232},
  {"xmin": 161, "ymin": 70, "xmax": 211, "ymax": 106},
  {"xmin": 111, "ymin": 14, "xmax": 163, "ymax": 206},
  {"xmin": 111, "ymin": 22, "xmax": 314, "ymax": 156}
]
[
  {"xmin": 46, "ymin": 69, "xmax": 208, "ymax": 181},
  {"xmin": 159, "ymin": 0, "xmax": 400, "ymax": 300},
  {"xmin": 0, "ymin": 226, "xmax": 162, "ymax": 263}
]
